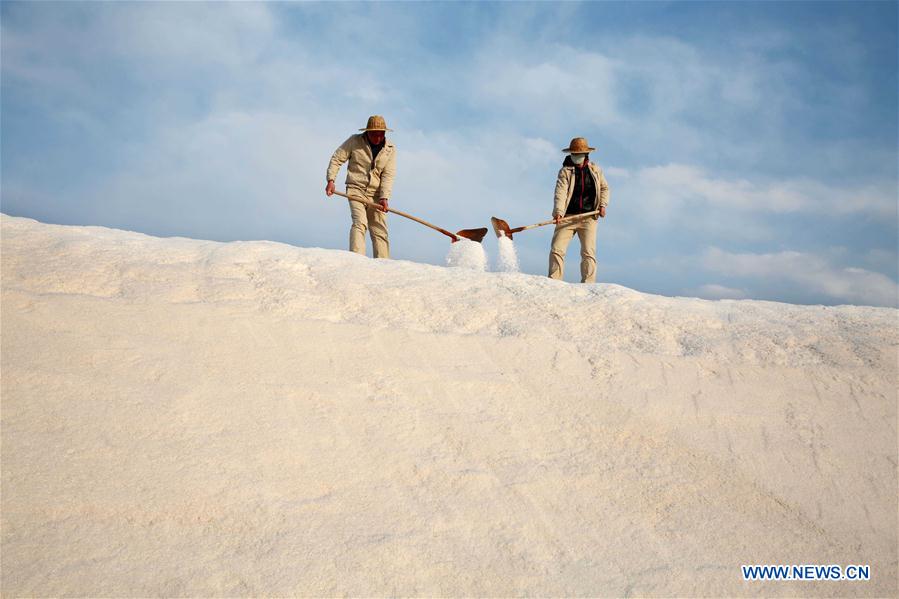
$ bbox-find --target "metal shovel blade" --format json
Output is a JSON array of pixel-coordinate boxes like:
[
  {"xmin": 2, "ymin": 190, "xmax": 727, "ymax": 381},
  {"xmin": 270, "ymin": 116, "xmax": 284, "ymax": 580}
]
[
  {"xmin": 455, "ymin": 228, "xmax": 489, "ymax": 243},
  {"xmin": 490, "ymin": 217, "xmax": 513, "ymax": 239}
]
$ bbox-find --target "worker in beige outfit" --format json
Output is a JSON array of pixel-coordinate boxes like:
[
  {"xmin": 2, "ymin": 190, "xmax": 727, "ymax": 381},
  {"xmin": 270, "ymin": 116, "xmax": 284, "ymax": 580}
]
[
  {"xmin": 326, "ymin": 115, "xmax": 397, "ymax": 258},
  {"xmin": 548, "ymin": 137, "xmax": 610, "ymax": 283}
]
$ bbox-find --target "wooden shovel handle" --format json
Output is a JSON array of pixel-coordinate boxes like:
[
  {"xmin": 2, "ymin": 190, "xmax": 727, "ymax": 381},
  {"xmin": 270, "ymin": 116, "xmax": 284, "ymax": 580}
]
[
  {"xmin": 511, "ymin": 209, "xmax": 603, "ymax": 234},
  {"xmin": 331, "ymin": 190, "xmax": 459, "ymax": 241}
]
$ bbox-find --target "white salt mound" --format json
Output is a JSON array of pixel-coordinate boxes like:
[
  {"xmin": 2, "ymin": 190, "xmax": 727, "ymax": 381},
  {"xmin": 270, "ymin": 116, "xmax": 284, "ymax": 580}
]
[
  {"xmin": 496, "ymin": 233, "xmax": 519, "ymax": 272},
  {"xmin": 2, "ymin": 214, "xmax": 896, "ymax": 597},
  {"xmin": 445, "ymin": 238, "xmax": 487, "ymax": 271}
]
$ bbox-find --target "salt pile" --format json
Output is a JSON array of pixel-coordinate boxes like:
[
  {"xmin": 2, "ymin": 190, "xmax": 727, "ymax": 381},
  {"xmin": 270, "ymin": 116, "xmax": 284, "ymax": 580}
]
[
  {"xmin": 2, "ymin": 214, "xmax": 896, "ymax": 597},
  {"xmin": 445, "ymin": 237, "xmax": 487, "ymax": 270},
  {"xmin": 495, "ymin": 233, "xmax": 520, "ymax": 272}
]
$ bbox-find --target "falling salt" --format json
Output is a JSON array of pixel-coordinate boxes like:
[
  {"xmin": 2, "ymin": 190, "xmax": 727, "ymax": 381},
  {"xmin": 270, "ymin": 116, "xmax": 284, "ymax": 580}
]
[
  {"xmin": 496, "ymin": 233, "xmax": 520, "ymax": 272},
  {"xmin": 445, "ymin": 238, "xmax": 487, "ymax": 271}
]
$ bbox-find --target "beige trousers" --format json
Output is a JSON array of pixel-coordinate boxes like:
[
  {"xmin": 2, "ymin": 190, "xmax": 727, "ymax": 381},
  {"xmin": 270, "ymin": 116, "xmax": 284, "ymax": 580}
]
[
  {"xmin": 347, "ymin": 189, "xmax": 389, "ymax": 259},
  {"xmin": 548, "ymin": 216, "xmax": 597, "ymax": 283}
]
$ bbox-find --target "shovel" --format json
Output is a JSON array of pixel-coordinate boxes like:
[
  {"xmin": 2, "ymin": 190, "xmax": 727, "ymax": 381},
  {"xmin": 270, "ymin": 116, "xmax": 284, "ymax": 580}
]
[
  {"xmin": 490, "ymin": 209, "xmax": 602, "ymax": 240},
  {"xmin": 332, "ymin": 190, "xmax": 487, "ymax": 243}
]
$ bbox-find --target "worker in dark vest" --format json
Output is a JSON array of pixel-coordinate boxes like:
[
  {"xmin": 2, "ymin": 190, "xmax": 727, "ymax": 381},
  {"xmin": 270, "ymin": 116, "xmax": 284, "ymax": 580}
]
[{"xmin": 548, "ymin": 137, "xmax": 610, "ymax": 283}]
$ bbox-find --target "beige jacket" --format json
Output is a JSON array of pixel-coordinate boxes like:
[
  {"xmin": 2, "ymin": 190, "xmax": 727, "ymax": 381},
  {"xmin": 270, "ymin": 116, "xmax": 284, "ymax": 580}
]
[
  {"xmin": 553, "ymin": 161, "xmax": 610, "ymax": 218},
  {"xmin": 327, "ymin": 134, "xmax": 397, "ymax": 200}
]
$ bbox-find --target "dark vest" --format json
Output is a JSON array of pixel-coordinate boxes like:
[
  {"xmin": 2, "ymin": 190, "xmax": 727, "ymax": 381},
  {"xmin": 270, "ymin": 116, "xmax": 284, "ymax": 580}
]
[{"xmin": 564, "ymin": 157, "xmax": 597, "ymax": 215}]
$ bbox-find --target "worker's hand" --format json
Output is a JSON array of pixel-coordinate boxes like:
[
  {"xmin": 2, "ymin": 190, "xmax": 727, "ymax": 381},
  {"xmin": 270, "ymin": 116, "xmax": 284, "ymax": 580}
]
[
  {"xmin": 553, "ymin": 214, "xmax": 562, "ymax": 225},
  {"xmin": 325, "ymin": 180, "xmax": 335, "ymax": 196},
  {"xmin": 378, "ymin": 199, "xmax": 389, "ymax": 213},
  {"xmin": 599, "ymin": 205, "xmax": 606, "ymax": 218}
]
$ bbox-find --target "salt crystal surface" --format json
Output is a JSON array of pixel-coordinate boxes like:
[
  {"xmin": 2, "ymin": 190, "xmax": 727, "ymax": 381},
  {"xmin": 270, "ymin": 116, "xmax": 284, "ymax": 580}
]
[{"xmin": 2, "ymin": 213, "xmax": 896, "ymax": 597}]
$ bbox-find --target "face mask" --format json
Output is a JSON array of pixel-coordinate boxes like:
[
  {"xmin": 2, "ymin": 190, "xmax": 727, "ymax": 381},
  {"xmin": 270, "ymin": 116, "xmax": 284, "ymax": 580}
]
[{"xmin": 570, "ymin": 154, "xmax": 586, "ymax": 165}]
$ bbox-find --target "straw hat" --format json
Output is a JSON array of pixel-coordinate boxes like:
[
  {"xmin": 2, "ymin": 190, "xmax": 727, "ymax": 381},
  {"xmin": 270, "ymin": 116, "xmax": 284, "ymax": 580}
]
[
  {"xmin": 359, "ymin": 115, "xmax": 393, "ymax": 132},
  {"xmin": 562, "ymin": 137, "xmax": 595, "ymax": 153}
]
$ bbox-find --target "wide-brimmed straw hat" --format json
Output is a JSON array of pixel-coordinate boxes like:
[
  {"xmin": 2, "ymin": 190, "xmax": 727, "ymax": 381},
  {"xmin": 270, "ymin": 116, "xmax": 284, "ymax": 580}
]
[
  {"xmin": 359, "ymin": 115, "xmax": 393, "ymax": 132},
  {"xmin": 562, "ymin": 137, "xmax": 595, "ymax": 153}
]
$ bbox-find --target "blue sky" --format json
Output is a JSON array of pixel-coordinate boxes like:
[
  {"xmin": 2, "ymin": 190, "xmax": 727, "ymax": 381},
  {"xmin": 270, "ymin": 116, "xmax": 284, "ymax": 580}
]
[{"xmin": 2, "ymin": 1, "xmax": 897, "ymax": 307}]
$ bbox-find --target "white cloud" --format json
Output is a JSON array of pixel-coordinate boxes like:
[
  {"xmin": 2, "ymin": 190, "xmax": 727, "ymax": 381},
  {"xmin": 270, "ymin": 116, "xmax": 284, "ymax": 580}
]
[
  {"xmin": 701, "ymin": 247, "xmax": 898, "ymax": 307},
  {"xmin": 462, "ymin": 33, "xmax": 794, "ymax": 167},
  {"xmin": 641, "ymin": 164, "xmax": 804, "ymax": 213},
  {"xmin": 2, "ymin": 3, "xmax": 275, "ymax": 82},
  {"xmin": 120, "ymin": 3, "xmax": 276, "ymax": 67},
  {"xmin": 458, "ymin": 27, "xmax": 896, "ymax": 186},
  {"xmin": 619, "ymin": 163, "xmax": 896, "ymax": 218},
  {"xmin": 471, "ymin": 44, "xmax": 620, "ymax": 129},
  {"xmin": 695, "ymin": 284, "xmax": 748, "ymax": 300},
  {"xmin": 862, "ymin": 249, "xmax": 899, "ymax": 274},
  {"xmin": 604, "ymin": 166, "xmax": 631, "ymax": 179}
]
